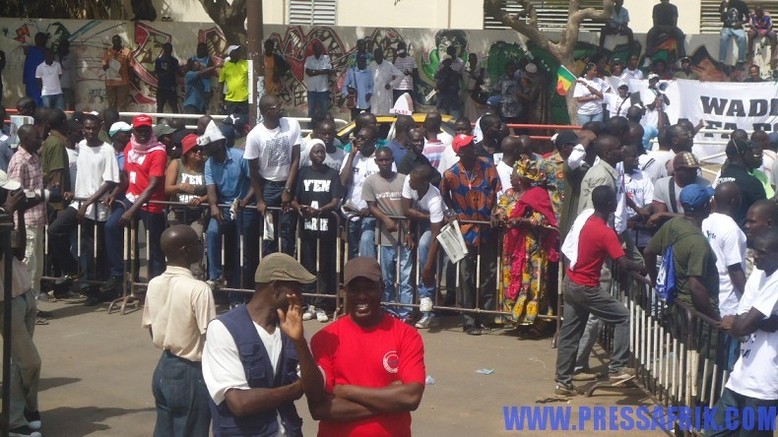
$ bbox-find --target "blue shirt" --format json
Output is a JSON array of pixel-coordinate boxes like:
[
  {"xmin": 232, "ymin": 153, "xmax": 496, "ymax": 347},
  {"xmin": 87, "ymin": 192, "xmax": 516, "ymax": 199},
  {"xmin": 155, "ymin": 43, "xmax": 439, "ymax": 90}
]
[
  {"xmin": 386, "ymin": 140, "xmax": 409, "ymax": 166},
  {"xmin": 341, "ymin": 67, "xmax": 374, "ymax": 109},
  {"xmin": 205, "ymin": 147, "xmax": 251, "ymax": 204},
  {"xmin": 184, "ymin": 71, "xmax": 207, "ymax": 113},
  {"xmin": 190, "ymin": 55, "xmax": 212, "ymax": 92}
]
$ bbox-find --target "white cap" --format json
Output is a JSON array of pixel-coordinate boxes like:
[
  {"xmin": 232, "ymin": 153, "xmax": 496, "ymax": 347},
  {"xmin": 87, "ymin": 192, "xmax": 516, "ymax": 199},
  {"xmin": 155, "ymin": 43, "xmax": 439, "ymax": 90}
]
[
  {"xmin": 226, "ymin": 45, "xmax": 240, "ymax": 56},
  {"xmin": 525, "ymin": 63, "xmax": 538, "ymax": 74},
  {"xmin": 648, "ymin": 73, "xmax": 660, "ymax": 81},
  {"xmin": 197, "ymin": 121, "xmax": 226, "ymax": 146},
  {"xmin": 0, "ymin": 170, "xmax": 21, "ymax": 191},
  {"xmin": 109, "ymin": 121, "xmax": 132, "ymax": 138}
]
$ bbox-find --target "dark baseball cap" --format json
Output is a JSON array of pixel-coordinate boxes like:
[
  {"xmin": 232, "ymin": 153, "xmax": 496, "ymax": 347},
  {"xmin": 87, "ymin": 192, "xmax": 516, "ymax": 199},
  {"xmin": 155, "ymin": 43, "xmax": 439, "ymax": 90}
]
[{"xmin": 343, "ymin": 257, "xmax": 381, "ymax": 286}]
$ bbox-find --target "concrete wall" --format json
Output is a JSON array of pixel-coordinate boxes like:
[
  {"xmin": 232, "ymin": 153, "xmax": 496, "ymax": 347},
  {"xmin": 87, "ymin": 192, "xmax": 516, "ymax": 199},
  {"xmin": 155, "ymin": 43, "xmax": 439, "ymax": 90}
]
[{"xmin": 0, "ymin": 18, "xmax": 740, "ymax": 121}]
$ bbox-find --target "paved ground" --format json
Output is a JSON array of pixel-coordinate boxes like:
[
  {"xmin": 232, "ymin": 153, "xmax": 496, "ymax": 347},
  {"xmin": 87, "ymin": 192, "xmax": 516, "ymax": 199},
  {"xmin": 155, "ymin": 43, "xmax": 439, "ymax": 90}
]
[{"xmin": 26, "ymin": 297, "xmax": 667, "ymax": 436}]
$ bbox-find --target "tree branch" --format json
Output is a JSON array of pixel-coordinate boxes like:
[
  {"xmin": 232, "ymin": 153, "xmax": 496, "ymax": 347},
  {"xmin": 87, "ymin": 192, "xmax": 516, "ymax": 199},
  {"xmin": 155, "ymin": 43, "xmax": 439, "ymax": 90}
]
[{"xmin": 484, "ymin": 0, "xmax": 551, "ymax": 51}]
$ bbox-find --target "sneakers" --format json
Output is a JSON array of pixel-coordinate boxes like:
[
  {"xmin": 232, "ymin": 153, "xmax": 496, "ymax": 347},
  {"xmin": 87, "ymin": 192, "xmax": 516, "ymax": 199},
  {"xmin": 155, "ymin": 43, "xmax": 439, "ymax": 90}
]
[
  {"xmin": 419, "ymin": 297, "xmax": 433, "ymax": 312},
  {"xmin": 415, "ymin": 314, "xmax": 440, "ymax": 329},
  {"xmin": 608, "ymin": 367, "xmax": 637, "ymax": 383},
  {"xmin": 25, "ymin": 410, "xmax": 41, "ymax": 430},
  {"xmin": 302, "ymin": 305, "xmax": 316, "ymax": 321},
  {"xmin": 554, "ymin": 383, "xmax": 578, "ymax": 397},
  {"xmin": 100, "ymin": 276, "xmax": 122, "ymax": 293},
  {"xmin": 315, "ymin": 310, "xmax": 329, "ymax": 323},
  {"xmin": 205, "ymin": 276, "xmax": 225, "ymax": 290},
  {"xmin": 9, "ymin": 425, "xmax": 42, "ymax": 437},
  {"xmin": 572, "ymin": 370, "xmax": 600, "ymax": 382},
  {"xmin": 54, "ymin": 272, "xmax": 81, "ymax": 287}
]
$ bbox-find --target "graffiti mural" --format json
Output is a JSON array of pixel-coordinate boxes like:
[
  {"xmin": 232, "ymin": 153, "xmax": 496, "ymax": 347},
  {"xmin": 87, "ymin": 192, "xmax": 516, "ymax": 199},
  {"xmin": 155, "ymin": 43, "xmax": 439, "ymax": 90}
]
[{"xmin": 0, "ymin": 18, "xmax": 767, "ymax": 122}]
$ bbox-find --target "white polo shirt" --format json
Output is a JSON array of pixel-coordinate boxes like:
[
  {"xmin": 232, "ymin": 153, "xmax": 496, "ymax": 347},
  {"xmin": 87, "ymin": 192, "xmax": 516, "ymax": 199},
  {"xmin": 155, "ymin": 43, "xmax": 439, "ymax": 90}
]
[{"xmin": 35, "ymin": 61, "xmax": 63, "ymax": 96}]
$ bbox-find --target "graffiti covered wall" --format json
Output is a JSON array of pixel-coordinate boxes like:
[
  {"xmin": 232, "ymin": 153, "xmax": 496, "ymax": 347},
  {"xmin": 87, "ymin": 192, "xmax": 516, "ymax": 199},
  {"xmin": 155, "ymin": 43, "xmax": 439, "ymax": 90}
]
[{"xmin": 0, "ymin": 18, "xmax": 751, "ymax": 123}]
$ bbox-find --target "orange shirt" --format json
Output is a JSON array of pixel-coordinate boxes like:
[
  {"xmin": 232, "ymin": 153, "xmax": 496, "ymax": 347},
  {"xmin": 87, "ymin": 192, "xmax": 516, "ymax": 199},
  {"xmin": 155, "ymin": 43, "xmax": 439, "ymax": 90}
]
[{"xmin": 102, "ymin": 47, "xmax": 132, "ymax": 86}]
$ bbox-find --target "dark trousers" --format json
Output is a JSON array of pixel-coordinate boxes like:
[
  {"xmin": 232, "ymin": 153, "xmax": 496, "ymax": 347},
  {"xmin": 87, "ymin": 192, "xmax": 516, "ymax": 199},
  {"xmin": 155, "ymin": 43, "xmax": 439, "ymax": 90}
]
[
  {"xmin": 47, "ymin": 208, "xmax": 107, "ymax": 280},
  {"xmin": 300, "ymin": 233, "xmax": 337, "ymax": 312},
  {"xmin": 105, "ymin": 199, "xmax": 166, "ymax": 280},
  {"xmin": 156, "ymin": 88, "xmax": 179, "ymax": 114},
  {"xmin": 708, "ymin": 388, "xmax": 778, "ymax": 437},
  {"xmin": 307, "ymin": 91, "xmax": 330, "ymax": 118},
  {"xmin": 152, "ymin": 351, "xmax": 210, "ymax": 437},
  {"xmin": 223, "ymin": 100, "xmax": 248, "ymax": 115},
  {"xmin": 458, "ymin": 235, "xmax": 497, "ymax": 328},
  {"xmin": 261, "ymin": 182, "xmax": 297, "ymax": 257},
  {"xmin": 555, "ymin": 276, "xmax": 631, "ymax": 386}
]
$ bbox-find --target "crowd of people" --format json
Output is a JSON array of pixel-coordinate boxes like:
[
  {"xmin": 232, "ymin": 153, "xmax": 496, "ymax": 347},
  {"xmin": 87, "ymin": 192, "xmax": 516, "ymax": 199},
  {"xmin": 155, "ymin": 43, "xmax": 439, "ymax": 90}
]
[{"xmin": 3, "ymin": 4, "xmax": 778, "ymax": 435}]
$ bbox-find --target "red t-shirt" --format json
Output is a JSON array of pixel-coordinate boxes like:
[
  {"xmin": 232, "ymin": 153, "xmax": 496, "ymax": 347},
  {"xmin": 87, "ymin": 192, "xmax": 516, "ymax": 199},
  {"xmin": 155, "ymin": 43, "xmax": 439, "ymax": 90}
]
[
  {"xmin": 311, "ymin": 313, "xmax": 426, "ymax": 437},
  {"xmin": 123, "ymin": 145, "xmax": 167, "ymax": 213},
  {"xmin": 566, "ymin": 215, "xmax": 625, "ymax": 287}
]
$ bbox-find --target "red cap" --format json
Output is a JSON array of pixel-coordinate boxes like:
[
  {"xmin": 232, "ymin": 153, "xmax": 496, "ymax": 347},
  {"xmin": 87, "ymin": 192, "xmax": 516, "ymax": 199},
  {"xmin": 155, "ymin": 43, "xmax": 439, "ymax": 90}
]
[
  {"xmin": 132, "ymin": 114, "xmax": 153, "ymax": 128},
  {"xmin": 181, "ymin": 134, "xmax": 199, "ymax": 156},
  {"xmin": 452, "ymin": 134, "xmax": 475, "ymax": 153}
]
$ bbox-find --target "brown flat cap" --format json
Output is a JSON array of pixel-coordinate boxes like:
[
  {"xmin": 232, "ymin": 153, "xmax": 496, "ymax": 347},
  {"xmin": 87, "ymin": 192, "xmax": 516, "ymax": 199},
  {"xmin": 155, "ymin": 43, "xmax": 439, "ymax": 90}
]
[
  {"xmin": 254, "ymin": 253, "xmax": 316, "ymax": 284},
  {"xmin": 343, "ymin": 257, "xmax": 382, "ymax": 286}
]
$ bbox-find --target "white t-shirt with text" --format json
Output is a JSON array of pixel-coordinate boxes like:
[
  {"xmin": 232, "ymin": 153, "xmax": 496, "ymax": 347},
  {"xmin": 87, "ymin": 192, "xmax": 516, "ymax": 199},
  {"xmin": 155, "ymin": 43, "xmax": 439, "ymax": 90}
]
[
  {"xmin": 702, "ymin": 212, "xmax": 747, "ymax": 317},
  {"xmin": 244, "ymin": 118, "xmax": 301, "ymax": 182}
]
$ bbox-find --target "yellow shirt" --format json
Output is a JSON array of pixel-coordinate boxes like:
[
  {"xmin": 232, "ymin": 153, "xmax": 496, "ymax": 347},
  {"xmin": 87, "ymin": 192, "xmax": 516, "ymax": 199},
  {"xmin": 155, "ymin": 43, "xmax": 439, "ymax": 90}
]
[{"xmin": 219, "ymin": 59, "xmax": 249, "ymax": 103}]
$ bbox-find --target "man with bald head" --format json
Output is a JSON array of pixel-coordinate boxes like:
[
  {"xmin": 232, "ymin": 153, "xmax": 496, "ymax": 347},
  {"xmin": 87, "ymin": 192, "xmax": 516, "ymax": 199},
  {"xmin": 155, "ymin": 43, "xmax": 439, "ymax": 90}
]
[
  {"xmin": 496, "ymin": 135, "xmax": 526, "ymax": 197},
  {"xmin": 745, "ymin": 200, "xmax": 778, "ymax": 248},
  {"xmin": 143, "ymin": 225, "xmax": 216, "ymax": 437}
]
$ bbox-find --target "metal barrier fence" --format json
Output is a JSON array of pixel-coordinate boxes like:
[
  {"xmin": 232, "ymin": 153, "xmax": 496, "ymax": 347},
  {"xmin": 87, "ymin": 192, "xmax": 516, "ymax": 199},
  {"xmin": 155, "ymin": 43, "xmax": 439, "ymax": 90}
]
[
  {"xmin": 595, "ymin": 263, "xmax": 735, "ymax": 436},
  {"xmin": 41, "ymin": 199, "xmax": 563, "ymax": 323}
]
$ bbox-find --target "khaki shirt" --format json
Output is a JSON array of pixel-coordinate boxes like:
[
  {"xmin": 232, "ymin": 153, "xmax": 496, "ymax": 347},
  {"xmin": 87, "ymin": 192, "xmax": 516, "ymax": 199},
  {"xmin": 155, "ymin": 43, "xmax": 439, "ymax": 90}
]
[{"xmin": 142, "ymin": 266, "xmax": 216, "ymax": 362}]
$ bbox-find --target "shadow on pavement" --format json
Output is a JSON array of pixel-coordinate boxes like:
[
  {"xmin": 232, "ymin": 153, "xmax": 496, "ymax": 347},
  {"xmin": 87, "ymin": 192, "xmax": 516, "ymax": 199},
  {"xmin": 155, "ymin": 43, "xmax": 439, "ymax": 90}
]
[
  {"xmin": 38, "ymin": 377, "xmax": 81, "ymax": 393},
  {"xmin": 41, "ymin": 406, "xmax": 155, "ymax": 436}
]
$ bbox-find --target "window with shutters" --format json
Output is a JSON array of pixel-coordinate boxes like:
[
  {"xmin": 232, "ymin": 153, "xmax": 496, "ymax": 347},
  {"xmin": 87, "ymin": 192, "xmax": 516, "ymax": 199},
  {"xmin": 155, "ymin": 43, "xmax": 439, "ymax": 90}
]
[
  {"xmin": 701, "ymin": 0, "xmax": 778, "ymax": 34},
  {"xmin": 289, "ymin": 0, "xmax": 337, "ymax": 25},
  {"xmin": 483, "ymin": 0, "xmax": 606, "ymax": 32}
]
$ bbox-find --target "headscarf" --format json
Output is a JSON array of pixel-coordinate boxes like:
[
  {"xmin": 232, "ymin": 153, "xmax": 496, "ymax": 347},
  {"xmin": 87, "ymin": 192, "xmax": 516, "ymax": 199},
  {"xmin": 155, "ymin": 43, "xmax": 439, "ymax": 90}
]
[
  {"xmin": 514, "ymin": 157, "xmax": 545, "ymax": 185},
  {"xmin": 127, "ymin": 133, "xmax": 166, "ymax": 164}
]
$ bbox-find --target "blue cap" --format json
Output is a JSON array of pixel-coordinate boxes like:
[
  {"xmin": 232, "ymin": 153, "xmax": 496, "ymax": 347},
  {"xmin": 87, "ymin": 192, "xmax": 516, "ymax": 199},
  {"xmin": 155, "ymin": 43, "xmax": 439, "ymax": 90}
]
[
  {"xmin": 768, "ymin": 132, "xmax": 778, "ymax": 147},
  {"xmin": 486, "ymin": 95, "xmax": 503, "ymax": 106},
  {"xmin": 679, "ymin": 184, "xmax": 714, "ymax": 211}
]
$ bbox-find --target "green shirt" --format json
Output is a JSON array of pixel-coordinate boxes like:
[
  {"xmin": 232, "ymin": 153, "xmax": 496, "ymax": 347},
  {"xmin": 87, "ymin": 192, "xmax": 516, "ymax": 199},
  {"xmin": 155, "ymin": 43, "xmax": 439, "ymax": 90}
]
[
  {"xmin": 41, "ymin": 129, "xmax": 70, "ymax": 192},
  {"xmin": 646, "ymin": 217, "xmax": 719, "ymax": 311}
]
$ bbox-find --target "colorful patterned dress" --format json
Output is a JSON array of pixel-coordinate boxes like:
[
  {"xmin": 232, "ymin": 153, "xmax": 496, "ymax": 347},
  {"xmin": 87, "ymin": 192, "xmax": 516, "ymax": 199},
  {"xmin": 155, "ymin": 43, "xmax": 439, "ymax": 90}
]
[{"xmin": 496, "ymin": 186, "xmax": 558, "ymax": 327}]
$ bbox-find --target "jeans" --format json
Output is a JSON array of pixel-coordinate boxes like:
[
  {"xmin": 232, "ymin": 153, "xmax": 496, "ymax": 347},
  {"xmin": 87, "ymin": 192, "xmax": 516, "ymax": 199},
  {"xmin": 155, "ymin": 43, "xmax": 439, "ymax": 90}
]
[
  {"xmin": 41, "ymin": 93, "xmax": 65, "ymax": 110},
  {"xmin": 206, "ymin": 207, "xmax": 260, "ymax": 292},
  {"xmin": 577, "ymin": 111, "xmax": 603, "ymax": 125},
  {"xmin": 261, "ymin": 182, "xmax": 297, "ymax": 257},
  {"xmin": 307, "ymin": 91, "xmax": 330, "ymax": 118},
  {"xmin": 152, "ymin": 351, "xmax": 210, "ymax": 437},
  {"xmin": 417, "ymin": 228, "xmax": 434, "ymax": 301},
  {"xmin": 458, "ymin": 236, "xmax": 498, "ymax": 329},
  {"xmin": 0, "ymin": 290, "xmax": 41, "ymax": 429},
  {"xmin": 300, "ymin": 233, "xmax": 337, "ymax": 312},
  {"xmin": 380, "ymin": 245, "xmax": 413, "ymax": 318},
  {"xmin": 346, "ymin": 217, "xmax": 376, "ymax": 259},
  {"xmin": 555, "ymin": 276, "xmax": 630, "ymax": 386},
  {"xmin": 105, "ymin": 199, "xmax": 167, "ymax": 280},
  {"xmin": 707, "ymin": 388, "xmax": 778, "ymax": 437},
  {"xmin": 720, "ymin": 27, "xmax": 748, "ymax": 63}
]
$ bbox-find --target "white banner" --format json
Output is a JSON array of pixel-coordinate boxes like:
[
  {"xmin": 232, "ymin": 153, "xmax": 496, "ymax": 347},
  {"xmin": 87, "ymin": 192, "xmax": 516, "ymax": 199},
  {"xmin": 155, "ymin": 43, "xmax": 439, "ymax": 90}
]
[{"xmin": 605, "ymin": 78, "xmax": 778, "ymax": 163}]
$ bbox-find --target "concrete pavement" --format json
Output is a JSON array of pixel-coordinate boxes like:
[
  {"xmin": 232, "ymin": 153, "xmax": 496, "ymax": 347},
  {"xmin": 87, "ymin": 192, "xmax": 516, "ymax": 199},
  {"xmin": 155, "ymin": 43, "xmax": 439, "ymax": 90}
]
[{"xmin": 26, "ymin": 298, "xmax": 666, "ymax": 436}]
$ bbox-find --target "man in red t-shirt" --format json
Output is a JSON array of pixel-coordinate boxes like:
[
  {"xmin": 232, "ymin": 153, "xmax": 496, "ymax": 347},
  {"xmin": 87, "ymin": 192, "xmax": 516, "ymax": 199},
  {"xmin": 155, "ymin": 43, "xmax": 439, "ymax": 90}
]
[
  {"xmin": 309, "ymin": 257, "xmax": 426, "ymax": 437},
  {"xmin": 555, "ymin": 185, "xmax": 647, "ymax": 395},
  {"xmin": 102, "ymin": 114, "xmax": 168, "ymax": 298}
]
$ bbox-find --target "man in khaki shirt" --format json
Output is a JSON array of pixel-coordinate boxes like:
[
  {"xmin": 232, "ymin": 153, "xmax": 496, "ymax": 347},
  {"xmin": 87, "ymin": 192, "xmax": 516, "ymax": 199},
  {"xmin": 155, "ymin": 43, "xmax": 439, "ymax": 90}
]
[{"xmin": 142, "ymin": 225, "xmax": 215, "ymax": 437}]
